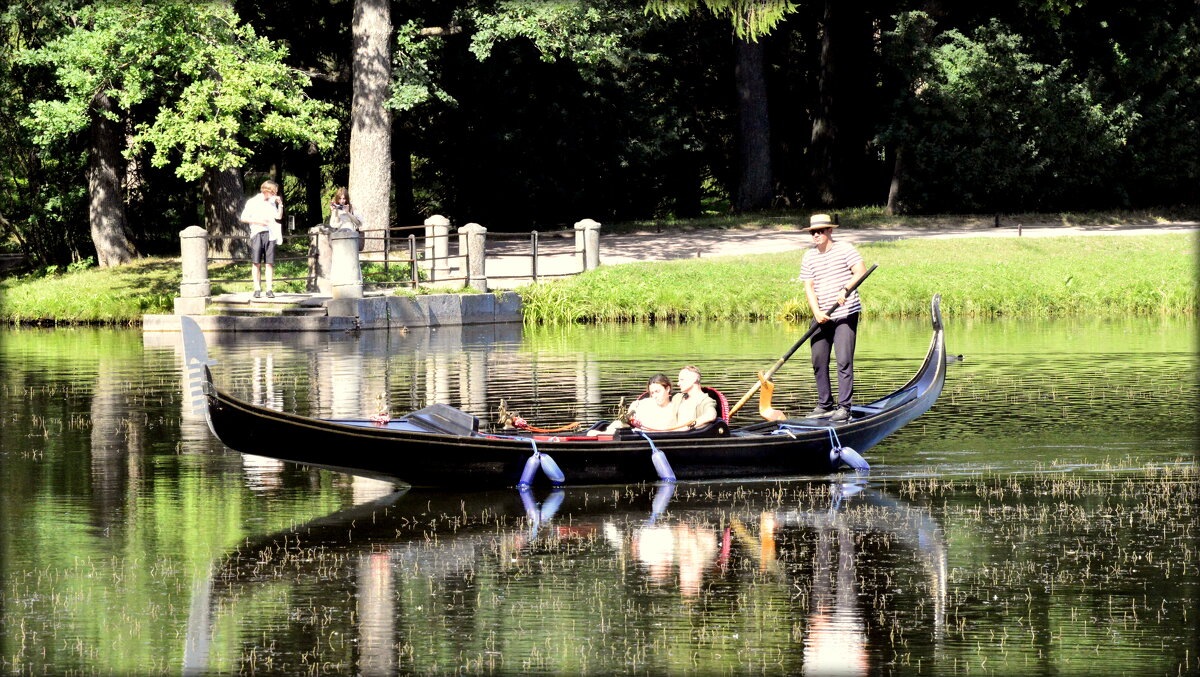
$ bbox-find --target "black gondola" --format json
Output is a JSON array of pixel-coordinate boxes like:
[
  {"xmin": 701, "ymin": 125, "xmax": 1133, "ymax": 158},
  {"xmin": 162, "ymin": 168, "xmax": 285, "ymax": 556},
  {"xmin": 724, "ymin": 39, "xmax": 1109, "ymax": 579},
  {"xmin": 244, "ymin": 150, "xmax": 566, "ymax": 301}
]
[{"xmin": 182, "ymin": 295, "xmax": 947, "ymax": 487}]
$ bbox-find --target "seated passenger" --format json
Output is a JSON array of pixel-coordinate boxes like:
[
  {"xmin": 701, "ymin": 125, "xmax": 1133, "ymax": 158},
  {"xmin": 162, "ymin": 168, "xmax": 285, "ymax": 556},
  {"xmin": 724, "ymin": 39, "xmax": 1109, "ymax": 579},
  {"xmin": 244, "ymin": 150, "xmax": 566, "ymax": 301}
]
[
  {"xmin": 628, "ymin": 373, "xmax": 677, "ymax": 430},
  {"xmin": 672, "ymin": 365, "xmax": 718, "ymax": 429},
  {"xmin": 590, "ymin": 373, "xmax": 676, "ymax": 435}
]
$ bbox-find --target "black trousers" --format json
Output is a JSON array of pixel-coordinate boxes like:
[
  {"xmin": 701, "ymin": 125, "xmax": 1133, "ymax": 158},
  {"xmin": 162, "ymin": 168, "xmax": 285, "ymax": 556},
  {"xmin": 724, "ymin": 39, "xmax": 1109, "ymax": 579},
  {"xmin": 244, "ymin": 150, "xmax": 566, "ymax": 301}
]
[{"xmin": 809, "ymin": 312, "xmax": 859, "ymax": 409}]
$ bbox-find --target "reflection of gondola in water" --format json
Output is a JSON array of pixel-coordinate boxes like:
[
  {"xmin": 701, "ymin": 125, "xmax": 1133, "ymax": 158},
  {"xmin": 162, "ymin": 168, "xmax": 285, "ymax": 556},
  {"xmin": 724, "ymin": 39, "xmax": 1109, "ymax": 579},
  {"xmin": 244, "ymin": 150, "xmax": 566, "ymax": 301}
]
[
  {"xmin": 185, "ymin": 480, "xmax": 947, "ymax": 675},
  {"xmin": 182, "ymin": 296, "xmax": 948, "ymax": 487}
]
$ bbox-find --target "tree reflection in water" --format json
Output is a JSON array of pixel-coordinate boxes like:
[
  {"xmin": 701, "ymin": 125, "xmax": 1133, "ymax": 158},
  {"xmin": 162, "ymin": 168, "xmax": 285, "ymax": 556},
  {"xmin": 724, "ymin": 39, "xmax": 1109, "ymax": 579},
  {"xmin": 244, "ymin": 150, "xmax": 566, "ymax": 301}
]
[{"xmin": 189, "ymin": 478, "xmax": 950, "ymax": 675}]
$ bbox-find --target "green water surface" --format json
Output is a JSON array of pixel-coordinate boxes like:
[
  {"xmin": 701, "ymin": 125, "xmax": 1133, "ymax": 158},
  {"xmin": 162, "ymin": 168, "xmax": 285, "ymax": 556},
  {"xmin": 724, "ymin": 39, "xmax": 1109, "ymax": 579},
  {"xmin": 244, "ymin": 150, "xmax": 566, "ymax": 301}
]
[{"xmin": 0, "ymin": 315, "xmax": 1195, "ymax": 675}]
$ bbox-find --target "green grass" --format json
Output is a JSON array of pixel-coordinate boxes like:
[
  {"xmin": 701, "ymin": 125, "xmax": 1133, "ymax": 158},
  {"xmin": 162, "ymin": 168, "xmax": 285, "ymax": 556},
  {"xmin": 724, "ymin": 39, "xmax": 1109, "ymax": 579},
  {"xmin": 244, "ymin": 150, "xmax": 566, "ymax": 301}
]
[
  {"xmin": 519, "ymin": 233, "xmax": 1198, "ymax": 323},
  {"xmin": 2, "ymin": 230, "xmax": 1196, "ymax": 325},
  {"xmin": 0, "ymin": 258, "xmax": 180, "ymax": 324},
  {"xmin": 0, "ymin": 251, "xmax": 424, "ymax": 324}
]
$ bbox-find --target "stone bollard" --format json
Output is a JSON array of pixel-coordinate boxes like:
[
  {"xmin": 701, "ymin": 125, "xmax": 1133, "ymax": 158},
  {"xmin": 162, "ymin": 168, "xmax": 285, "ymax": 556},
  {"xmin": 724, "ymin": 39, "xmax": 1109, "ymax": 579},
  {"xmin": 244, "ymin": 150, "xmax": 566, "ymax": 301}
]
[
  {"xmin": 308, "ymin": 225, "xmax": 333, "ymax": 294},
  {"xmin": 460, "ymin": 223, "xmax": 488, "ymax": 291},
  {"xmin": 174, "ymin": 225, "xmax": 210, "ymax": 315},
  {"xmin": 424, "ymin": 214, "xmax": 450, "ymax": 283},
  {"xmin": 574, "ymin": 218, "xmax": 602, "ymax": 272},
  {"xmin": 330, "ymin": 227, "xmax": 363, "ymax": 301}
]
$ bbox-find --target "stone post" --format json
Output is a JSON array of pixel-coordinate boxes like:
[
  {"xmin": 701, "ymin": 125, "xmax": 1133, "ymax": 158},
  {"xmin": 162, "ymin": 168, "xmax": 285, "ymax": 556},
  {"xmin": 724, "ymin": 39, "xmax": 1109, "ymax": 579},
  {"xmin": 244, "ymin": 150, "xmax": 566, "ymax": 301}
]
[
  {"xmin": 175, "ymin": 226, "xmax": 209, "ymax": 315},
  {"xmin": 330, "ymin": 227, "xmax": 363, "ymax": 300},
  {"xmin": 424, "ymin": 214, "xmax": 450, "ymax": 283},
  {"xmin": 575, "ymin": 218, "xmax": 602, "ymax": 272},
  {"xmin": 308, "ymin": 225, "xmax": 333, "ymax": 294},
  {"xmin": 460, "ymin": 222, "xmax": 487, "ymax": 291}
]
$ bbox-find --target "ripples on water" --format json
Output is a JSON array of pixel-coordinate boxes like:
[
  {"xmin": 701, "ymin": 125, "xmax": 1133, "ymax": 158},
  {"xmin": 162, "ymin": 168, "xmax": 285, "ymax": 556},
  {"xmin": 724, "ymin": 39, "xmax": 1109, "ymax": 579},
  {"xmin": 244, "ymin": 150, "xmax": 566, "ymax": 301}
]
[
  {"xmin": 0, "ymin": 316, "xmax": 1195, "ymax": 675},
  {"xmin": 203, "ymin": 473, "xmax": 1196, "ymax": 675}
]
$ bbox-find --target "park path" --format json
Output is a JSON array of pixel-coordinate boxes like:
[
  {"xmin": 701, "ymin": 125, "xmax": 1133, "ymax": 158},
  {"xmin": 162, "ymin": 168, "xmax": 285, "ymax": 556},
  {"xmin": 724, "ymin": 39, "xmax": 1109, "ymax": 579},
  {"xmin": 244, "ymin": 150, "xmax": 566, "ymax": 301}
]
[
  {"xmin": 482, "ymin": 219, "xmax": 1197, "ymax": 286},
  {"xmin": 594, "ymin": 220, "xmax": 1199, "ymax": 264}
]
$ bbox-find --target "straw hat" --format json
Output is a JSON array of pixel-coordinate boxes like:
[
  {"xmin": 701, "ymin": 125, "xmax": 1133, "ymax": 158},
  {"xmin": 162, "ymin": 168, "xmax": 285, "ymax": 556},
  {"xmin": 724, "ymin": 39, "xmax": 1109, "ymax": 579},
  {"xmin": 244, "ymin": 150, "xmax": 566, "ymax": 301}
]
[{"xmin": 802, "ymin": 214, "xmax": 838, "ymax": 231}]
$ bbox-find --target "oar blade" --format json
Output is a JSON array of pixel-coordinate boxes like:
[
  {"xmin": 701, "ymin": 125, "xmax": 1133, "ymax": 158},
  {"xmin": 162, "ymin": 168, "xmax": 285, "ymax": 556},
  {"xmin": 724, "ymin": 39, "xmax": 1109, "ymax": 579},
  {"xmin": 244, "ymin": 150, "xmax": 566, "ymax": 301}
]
[{"xmin": 757, "ymin": 371, "xmax": 787, "ymax": 421}]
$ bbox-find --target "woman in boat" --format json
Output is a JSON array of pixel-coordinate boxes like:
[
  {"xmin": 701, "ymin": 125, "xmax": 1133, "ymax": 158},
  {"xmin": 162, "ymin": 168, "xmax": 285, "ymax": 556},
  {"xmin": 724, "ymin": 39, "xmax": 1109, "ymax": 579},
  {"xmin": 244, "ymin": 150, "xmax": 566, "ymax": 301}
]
[
  {"xmin": 629, "ymin": 373, "xmax": 678, "ymax": 430},
  {"xmin": 590, "ymin": 374, "xmax": 677, "ymax": 435}
]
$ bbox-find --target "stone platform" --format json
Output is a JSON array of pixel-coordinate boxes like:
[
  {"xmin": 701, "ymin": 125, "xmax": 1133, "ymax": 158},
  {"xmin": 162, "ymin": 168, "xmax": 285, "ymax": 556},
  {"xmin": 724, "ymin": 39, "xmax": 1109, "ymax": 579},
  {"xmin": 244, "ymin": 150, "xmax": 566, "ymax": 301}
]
[{"xmin": 143, "ymin": 291, "xmax": 522, "ymax": 333}]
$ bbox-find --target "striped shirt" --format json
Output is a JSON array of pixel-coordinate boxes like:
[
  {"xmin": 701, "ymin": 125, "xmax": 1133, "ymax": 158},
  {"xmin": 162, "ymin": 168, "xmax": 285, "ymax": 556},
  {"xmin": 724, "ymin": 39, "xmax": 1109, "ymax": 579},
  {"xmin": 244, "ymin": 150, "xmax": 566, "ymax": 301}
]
[{"xmin": 800, "ymin": 240, "xmax": 864, "ymax": 319}]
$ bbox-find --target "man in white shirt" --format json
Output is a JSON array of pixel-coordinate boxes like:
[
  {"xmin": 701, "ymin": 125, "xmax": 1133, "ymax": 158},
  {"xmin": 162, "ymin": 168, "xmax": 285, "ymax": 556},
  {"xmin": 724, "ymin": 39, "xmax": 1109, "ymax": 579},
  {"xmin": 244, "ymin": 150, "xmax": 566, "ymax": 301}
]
[{"xmin": 239, "ymin": 180, "xmax": 284, "ymax": 298}]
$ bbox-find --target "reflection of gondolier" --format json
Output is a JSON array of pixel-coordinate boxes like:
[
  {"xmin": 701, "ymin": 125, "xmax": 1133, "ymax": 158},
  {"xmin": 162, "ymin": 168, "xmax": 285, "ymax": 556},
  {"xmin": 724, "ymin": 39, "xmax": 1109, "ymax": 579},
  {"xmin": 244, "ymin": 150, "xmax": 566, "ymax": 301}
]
[{"xmin": 800, "ymin": 214, "xmax": 868, "ymax": 422}]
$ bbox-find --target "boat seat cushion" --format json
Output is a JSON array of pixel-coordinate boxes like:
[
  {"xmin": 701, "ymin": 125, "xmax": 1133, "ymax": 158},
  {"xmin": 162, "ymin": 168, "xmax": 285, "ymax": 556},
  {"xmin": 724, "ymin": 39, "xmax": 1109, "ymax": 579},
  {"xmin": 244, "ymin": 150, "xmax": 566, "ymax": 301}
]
[{"xmin": 402, "ymin": 403, "xmax": 480, "ymax": 436}]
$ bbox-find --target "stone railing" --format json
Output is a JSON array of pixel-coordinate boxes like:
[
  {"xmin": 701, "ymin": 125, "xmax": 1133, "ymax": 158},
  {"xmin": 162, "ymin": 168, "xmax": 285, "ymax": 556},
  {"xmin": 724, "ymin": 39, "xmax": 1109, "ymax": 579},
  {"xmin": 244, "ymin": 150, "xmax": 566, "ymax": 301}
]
[{"xmin": 173, "ymin": 216, "xmax": 602, "ymax": 315}]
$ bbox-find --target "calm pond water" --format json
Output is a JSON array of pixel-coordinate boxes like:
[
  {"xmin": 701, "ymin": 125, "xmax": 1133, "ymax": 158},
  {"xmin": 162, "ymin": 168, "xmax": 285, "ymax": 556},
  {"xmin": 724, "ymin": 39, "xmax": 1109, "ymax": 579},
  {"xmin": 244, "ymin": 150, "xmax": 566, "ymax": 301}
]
[{"xmin": 0, "ymin": 315, "xmax": 1196, "ymax": 676}]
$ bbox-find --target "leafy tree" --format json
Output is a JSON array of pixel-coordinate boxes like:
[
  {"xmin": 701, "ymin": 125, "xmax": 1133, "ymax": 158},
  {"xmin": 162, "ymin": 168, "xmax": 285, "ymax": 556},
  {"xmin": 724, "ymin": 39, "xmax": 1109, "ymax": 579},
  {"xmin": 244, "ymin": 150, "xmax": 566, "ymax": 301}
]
[
  {"xmin": 880, "ymin": 14, "xmax": 1137, "ymax": 212},
  {"xmin": 395, "ymin": 1, "xmax": 715, "ymax": 226},
  {"xmin": 646, "ymin": 1, "xmax": 799, "ymax": 212},
  {"xmin": 644, "ymin": 0, "xmax": 797, "ymax": 42},
  {"xmin": 20, "ymin": 1, "xmax": 337, "ymax": 264},
  {"xmin": 0, "ymin": 2, "xmax": 91, "ymax": 266}
]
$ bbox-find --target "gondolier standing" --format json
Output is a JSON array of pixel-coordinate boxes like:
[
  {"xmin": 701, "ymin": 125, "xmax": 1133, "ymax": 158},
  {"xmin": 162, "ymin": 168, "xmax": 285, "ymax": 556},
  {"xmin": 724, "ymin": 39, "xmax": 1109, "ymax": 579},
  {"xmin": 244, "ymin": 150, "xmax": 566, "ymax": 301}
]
[{"xmin": 800, "ymin": 214, "xmax": 868, "ymax": 422}]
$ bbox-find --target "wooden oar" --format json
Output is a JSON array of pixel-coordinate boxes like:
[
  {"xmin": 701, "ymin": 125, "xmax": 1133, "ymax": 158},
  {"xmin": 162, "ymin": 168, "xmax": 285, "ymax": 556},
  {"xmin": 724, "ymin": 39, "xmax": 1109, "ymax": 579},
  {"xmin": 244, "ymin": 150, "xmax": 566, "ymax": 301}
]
[{"xmin": 728, "ymin": 263, "xmax": 878, "ymax": 418}]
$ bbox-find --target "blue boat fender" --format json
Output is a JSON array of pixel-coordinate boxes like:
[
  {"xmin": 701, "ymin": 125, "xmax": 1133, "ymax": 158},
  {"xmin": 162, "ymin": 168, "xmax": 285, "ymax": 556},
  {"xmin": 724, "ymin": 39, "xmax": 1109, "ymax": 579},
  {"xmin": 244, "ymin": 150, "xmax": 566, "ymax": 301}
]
[
  {"xmin": 638, "ymin": 431, "xmax": 677, "ymax": 483},
  {"xmin": 651, "ymin": 449, "xmax": 676, "ymax": 482},
  {"xmin": 830, "ymin": 445, "xmax": 870, "ymax": 472},
  {"xmin": 518, "ymin": 452, "xmax": 541, "ymax": 487},
  {"xmin": 539, "ymin": 453, "xmax": 566, "ymax": 484}
]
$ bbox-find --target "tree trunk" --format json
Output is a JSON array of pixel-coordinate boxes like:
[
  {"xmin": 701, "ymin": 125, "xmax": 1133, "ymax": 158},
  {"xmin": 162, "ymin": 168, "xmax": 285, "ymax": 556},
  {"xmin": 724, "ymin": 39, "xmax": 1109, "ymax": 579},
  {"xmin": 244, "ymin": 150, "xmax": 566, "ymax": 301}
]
[
  {"xmin": 87, "ymin": 91, "xmax": 135, "ymax": 267},
  {"xmin": 392, "ymin": 129, "xmax": 415, "ymax": 226},
  {"xmin": 836, "ymin": 11, "xmax": 879, "ymax": 206},
  {"xmin": 304, "ymin": 141, "xmax": 324, "ymax": 228},
  {"xmin": 349, "ymin": 0, "xmax": 392, "ymax": 252},
  {"xmin": 885, "ymin": 144, "xmax": 905, "ymax": 215},
  {"xmin": 670, "ymin": 157, "xmax": 702, "ymax": 218},
  {"xmin": 733, "ymin": 35, "xmax": 773, "ymax": 213},
  {"xmin": 811, "ymin": 0, "xmax": 837, "ymax": 207},
  {"xmin": 203, "ymin": 166, "xmax": 247, "ymax": 259}
]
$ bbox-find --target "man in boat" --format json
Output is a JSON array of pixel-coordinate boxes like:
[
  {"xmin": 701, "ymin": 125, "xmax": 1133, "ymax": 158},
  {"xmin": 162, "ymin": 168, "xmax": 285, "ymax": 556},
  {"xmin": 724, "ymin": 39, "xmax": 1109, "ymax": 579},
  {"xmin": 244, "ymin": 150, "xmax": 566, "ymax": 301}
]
[
  {"xmin": 672, "ymin": 365, "xmax": 718, "ymax": 429},
  {"xmin": 800, "ymin": 214, "xmax": 868, "ymax": 422}
]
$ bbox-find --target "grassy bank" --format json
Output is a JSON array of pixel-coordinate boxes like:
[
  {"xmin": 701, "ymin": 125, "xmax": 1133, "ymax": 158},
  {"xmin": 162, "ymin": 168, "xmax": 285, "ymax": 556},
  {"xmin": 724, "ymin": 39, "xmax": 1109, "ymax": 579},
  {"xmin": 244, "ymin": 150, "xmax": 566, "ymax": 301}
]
[
  {"xmin": 0, "ymin": 256, "xmax": 419, "ymax": 324},
  {"xmin": 519, "ymin": 234, "xmax": 1197, "ymax": 323},
  {"xmin": 1, "ymin": 259, "xmax": 179, "ymax": 325},
  {"xmin": 1, "ymin": 231, "xmax": 1195, "ymax": 325}
]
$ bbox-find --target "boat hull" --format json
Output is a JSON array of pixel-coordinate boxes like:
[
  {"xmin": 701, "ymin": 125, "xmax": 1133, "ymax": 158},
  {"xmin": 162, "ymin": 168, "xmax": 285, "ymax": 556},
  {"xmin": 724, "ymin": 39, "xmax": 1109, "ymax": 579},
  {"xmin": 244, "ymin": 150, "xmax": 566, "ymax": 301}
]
[{"xmin": 193, "ymin": 295, "xmax": 947, "ymax": 487}]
